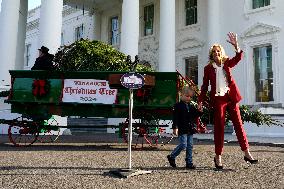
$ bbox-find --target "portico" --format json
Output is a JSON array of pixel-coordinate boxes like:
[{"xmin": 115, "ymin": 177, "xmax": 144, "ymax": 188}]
[
  {"xmin": 0, "ymin": 0, "xmax": 28, "ymax": 87},
  {"xmin": 0, "ymin": 0, "xmax": 177, "ymax": 87},
  {"xmin": 0, "ymin": 0, "xmax": 63, "ymax": 86}
]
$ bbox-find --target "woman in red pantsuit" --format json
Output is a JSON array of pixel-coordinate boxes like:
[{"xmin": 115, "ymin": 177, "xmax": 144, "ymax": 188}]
[{"xmin": 198, "ymin": 32, "xmax": 258, "ymax": 169}]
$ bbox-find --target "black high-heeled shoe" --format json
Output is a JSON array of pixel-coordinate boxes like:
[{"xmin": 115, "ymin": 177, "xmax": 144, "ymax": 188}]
[
  {"xmin": 244, "ymin": 156, "xmax": 258, "ymax": 164},
  {"xmin": 214, "ymin": 158, "xmax": 223, "ymax": 169}
]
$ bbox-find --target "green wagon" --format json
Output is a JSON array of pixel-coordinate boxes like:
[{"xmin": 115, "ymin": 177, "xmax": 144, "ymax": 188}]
[{"xmin": 2, "ymin": 70, "xmax": 190, "ymax": 147}]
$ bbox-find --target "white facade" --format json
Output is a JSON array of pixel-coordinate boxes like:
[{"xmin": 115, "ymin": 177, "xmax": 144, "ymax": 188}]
[
  {"xmin": 24, "ymin": 5, "xmax": 94, "ymax": 69},
  {"xmin": 0, "ymin": 0, "xmax": 28, "ymax": 87},
  {"xmin": 0, "ymin": 0, "xmax": 284, "ymax": 137}
]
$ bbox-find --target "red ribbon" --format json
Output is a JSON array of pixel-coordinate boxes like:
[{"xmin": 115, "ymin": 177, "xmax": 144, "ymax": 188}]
[
  {"xmin": 32, "ymin": 80, "xmax": 47, "ymax": 97},
  {"xmin": 136, "ymin": 89, "xmax": 144, "ymax": 97}
]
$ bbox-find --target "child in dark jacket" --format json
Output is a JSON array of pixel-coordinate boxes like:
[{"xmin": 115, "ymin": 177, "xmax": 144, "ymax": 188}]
[{"xmin": 167, "ymin": 86, "xmax": 203, "ymax": 169}]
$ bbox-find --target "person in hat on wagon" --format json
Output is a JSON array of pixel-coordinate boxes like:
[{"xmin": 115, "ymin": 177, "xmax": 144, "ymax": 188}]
[{"xmin": 31, "ymin": 46, "xmax": 54, "ymax": 70}]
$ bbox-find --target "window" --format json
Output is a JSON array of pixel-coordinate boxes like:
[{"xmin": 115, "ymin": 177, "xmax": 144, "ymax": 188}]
[
  {"xmin": 110, "ymin": 16, "xmax": 119, "ymax": 45},
  {"xmin": 144, "ymin": 4, "xmax": 154, "ymax": 36},
  {"xmin": 185, "ymin": 0, "xmax": 197, "ymax": 25},
  {"xmin": 254, "ymin": 45, "xmax": 273, "ymax": 102},
  {"xmin": 25, "ymin": 44, "xmax": 31, "ymax": 67},
  {"xmin": 75, "ymin": 24, "xmax": 84, "ymax": 41},
  {"xmin": 252, "ymin": 0, "xmax": 270, "ymax": 9},
  {"xmin": 185, "ymin": 56, "xmax": 198, "ymax": 85},
  {"xmin": 61, "ymin": 32, "xmax": 64, "ymax": 46}
]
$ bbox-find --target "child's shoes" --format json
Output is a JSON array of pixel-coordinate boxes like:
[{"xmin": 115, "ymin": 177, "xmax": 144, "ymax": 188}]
[
  {"xmin": 186, "ymin": 163, "xmax": 196, "ymax": 169},
  {"xmin": 167, "ymin": 155, "xmax": 176, "ymax": 168}
]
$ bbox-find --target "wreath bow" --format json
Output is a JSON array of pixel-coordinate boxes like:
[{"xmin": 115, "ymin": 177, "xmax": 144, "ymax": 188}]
[{"xmin": 32, "ymin": 79, "xmax": 50, "ymax": 97}]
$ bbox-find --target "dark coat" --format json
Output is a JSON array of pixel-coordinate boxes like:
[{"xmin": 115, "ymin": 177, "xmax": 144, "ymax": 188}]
[
  {"xmin": 172, "ymin": 101, "xmax": 203, "ymax": 135},
  {"xmin": 198, "ymin": 51, "xmax": 243, "ymax": 106},
  {"xmin": 31, "ymin": 54, "xmax": 54, "ymax": 70}
]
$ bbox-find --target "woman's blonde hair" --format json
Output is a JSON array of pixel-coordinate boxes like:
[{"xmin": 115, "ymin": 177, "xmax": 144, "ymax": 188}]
[{"xmin": 208, "ymin": 44, "xmax": 228, "ymax": 64}]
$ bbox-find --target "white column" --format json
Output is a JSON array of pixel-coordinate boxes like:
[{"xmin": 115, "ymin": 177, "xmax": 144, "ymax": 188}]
[
  {"xmin": 159, "ymin": 0, "xmax": 176, "ymax": 72},
  {"xmin": 120, "ymin": 0, "xmax": 139, "ymax": 61},
  {"xmin": 94, "ymin": 10, "xmax": 102, "ymax": 40},
  {"xmin": 39, "ymin": 0, "xmax": 63, "ymax": 54},
  {"xmin": 207, "ymin": 0, "xmax": 220, "ymax": 48},
  {"xmin": 0, "ymin": 0, "xmax": 28, "ymax": 87},
  {"xmin": 0, "ymin": 0, "xmax": 2, "ymax": 13}
]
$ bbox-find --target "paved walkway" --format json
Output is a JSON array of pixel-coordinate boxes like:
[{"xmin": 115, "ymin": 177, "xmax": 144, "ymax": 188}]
[
  {"xmin": 0, "ymin": 141, "xmax": 283, "ymax": 188},
  {"xmin": 0, "ymin": 134, "xmax": 283, "ymax": 188}
]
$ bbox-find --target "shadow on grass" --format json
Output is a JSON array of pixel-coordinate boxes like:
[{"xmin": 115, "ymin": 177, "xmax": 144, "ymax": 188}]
[
  {"xmin": 135, "ymin": 166, "xmax": 236, "ymax": 173},
  {"xmin": 104, "ymin": 166, "xmax": 237, "ymax": 179},
  {"xmin": 0, "ymin": 165, "xmax": 236, "ymax": 177},
  {"xmin": 0, "ymin": 165, "xmax": 108, "ymax": 176}
]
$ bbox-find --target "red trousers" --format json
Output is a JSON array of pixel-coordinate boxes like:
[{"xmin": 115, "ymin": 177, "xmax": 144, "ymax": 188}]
[{"xmin": 213, "ymin": 94, "xmax": 249, "ymax": 155}]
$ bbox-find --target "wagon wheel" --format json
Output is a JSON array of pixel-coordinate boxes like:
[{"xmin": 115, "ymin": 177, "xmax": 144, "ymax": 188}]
[
  {"xmin": 37, "ymin": 116, "xmax": 61, "ymax": 143},
  {"xmin": 121, "ymin": 113, "xmax": 159, "ymax": 149},
  {"xmin": 8, "ymin": 117, "xmax": 39, "ymax": 147},
  {"xmin": 155, "ymin": 120, "xmax": 176, "ymax": 146}
]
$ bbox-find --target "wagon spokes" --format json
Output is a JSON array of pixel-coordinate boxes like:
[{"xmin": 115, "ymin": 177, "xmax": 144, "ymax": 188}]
[
  {"xmin": 37, "ymin": 116, "xmax": 61, "ymax": 143},
  {"xmin": 8, "ymin": 117, "xmax": 39, "ymax": 147}
]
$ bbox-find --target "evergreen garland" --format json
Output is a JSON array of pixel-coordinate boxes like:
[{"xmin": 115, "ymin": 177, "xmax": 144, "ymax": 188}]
[{"xmin": 54, "ymin": 39, "xmax": 153, "ymax": 72}]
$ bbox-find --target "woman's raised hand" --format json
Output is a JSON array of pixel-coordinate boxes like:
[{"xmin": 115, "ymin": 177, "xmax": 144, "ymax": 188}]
[{"xmin": 226, "ymin": 32, "xmax": 239, "ymax": 51}]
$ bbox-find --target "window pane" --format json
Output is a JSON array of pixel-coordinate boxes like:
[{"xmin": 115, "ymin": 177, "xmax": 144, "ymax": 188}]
[
  {"xmin": 264, "ymin": 0, "xmax": 270, "ymax": 6},
  {"xmin": 75, "ymin": 24, "xmax": 84, "ymax": 41},
  {"xmin": 185, "ymin": 56, "xmax": 198, "ymax": 85},
  {"xmin": 61, "ymin": 33, "xmax": 64, "ymax": 46},
  {"xmin": 144, "ymin": 4, "xmax": 154, "ymax": 36},
  {"xmin": 254, "ymin": 45, "xmax": 273, "ymax": 102},
  {"xmin": 25, "ymin": 44, "xmax": 31, "ymax": 67},
  {"xmin": 185, "ymin": 0, "xmax": 197, "ymax": 25},
  {"xmin": 253, "ymin": 0, "xmax": 270, "ymax": 9},
  {"xmin": 110, "ymin": 17, "xmax": 119, "ymax": 45}
]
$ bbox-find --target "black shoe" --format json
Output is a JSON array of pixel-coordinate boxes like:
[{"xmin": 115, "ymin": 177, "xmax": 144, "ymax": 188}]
[
  {"xmin": 244, "ymin": 156, "xmax": 258, "ymax": 164},
  {"xmin": 167, "ymin": 155, "xmax": 176, "ymax": 168},
  {"xmin": 186, "ymin": 163, "xmax": 196, "ymax": 169},
  {"xmin": 214, "ymin": 158, "xmax": 223, "ymax": 170}
]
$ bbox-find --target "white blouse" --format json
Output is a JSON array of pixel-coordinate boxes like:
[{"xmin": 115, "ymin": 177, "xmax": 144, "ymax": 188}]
[{"xmin": 212, "ymin": 63, "xmax": 229, "ymax": 96}]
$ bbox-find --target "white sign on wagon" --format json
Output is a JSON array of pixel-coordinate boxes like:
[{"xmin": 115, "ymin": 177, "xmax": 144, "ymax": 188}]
[{"xmin": 62, "ymin": 79, "xmax": 117, "ymax": 104}]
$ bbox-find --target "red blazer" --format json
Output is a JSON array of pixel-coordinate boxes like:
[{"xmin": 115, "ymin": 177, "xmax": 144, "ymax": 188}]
[{"xmin": 198, "ymin": 51, "xmax": 243, "ymax": 105}]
